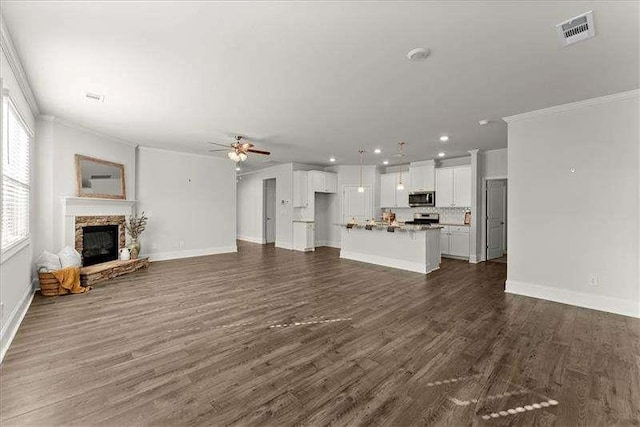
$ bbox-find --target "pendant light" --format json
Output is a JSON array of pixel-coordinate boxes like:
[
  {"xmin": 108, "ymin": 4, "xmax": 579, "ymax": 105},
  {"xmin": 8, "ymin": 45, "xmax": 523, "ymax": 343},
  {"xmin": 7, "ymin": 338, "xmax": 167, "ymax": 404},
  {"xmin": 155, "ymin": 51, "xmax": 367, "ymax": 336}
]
[
  {"xmin": 357, "ymin": 149, "xmax": 365, "ymax": 193},
  {"xmin": 396, "ymin": 142, "xmax": 406, "ymax": 191}
]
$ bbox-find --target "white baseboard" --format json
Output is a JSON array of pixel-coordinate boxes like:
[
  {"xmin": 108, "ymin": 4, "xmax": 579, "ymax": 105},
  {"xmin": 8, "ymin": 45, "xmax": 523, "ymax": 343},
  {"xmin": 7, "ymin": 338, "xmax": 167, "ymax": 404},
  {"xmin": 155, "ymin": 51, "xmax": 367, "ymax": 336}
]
[
  {"xmin": 237, "ymin": 235, "xmax": 265, "ymax": 244},
  {"xmin": 1, "ymin": 287, "xmax": 34, "ymax": 363},
  {"xmin": 314, "ymin": 240, "xmax": 341, "ymax": 249},
  {"xmin": 340, "ymin": 250, "xmax": 433, "ymax": 274},
  {"xmin": 146, "ymin": 246, "xmax": 237, "ymax": 262},
  {"xmin": 506, "ymin": 279, "xmax": 640, "ymax": 318},
  {"xmin": 275, "ymin": 241, "xmax": 293, "ymax": 250}
]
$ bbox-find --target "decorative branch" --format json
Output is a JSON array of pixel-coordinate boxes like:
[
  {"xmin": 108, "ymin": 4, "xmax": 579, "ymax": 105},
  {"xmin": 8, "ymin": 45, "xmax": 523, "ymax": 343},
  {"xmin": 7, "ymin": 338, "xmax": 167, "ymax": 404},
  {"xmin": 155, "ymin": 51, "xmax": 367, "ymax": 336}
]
[{"xmin": 125, "ymin": 212, "xmax": 148, "ymax": 240}]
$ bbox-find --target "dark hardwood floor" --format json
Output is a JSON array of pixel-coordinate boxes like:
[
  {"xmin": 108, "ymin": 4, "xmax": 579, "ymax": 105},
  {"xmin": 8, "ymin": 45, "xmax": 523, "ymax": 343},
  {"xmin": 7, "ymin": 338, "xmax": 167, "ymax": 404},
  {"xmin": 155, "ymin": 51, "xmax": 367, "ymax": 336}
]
[{"xmin": 1, "ymin": 241, "xmax": 638, "ymax": 426}]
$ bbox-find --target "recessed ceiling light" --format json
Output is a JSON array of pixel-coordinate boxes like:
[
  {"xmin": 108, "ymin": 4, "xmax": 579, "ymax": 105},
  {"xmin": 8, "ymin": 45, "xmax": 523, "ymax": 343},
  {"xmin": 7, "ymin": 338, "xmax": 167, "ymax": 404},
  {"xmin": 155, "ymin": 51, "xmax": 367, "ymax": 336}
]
[
  {"xmin": 439, "ymin": 135, "xmax": 449, "ymax": 142},
  {"xmin": 478, "ymin": 119, "xmax": 490, "ymax": 126},
  {"xmin": 407, "ymin": 48, "xmax": 431, "ymax": 62},
  {"xmin": 438, "ymin": 152, "xmax": 446, "ymax": 157},
  {"xmin": 382, "ymin": 160, "xmax": 389, "ymax": 165},
  {"xmin": 329, "ymin": 157, "xmax": 336, "ymax": 162},
  {"xmin": 235, "ymin": 167, "xmax": 241, "ymax": 171},
  {"xmin": 374, "ymin": 148, "xmax": 382, "ymax": 154}
]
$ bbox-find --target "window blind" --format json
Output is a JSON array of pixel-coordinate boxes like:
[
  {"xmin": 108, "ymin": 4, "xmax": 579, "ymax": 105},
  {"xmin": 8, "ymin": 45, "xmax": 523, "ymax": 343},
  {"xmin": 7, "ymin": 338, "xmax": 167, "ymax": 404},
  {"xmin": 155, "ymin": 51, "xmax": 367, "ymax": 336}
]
[{"xmin": 2, "ymin": 99, "xmax": 31, "ymax": 250}]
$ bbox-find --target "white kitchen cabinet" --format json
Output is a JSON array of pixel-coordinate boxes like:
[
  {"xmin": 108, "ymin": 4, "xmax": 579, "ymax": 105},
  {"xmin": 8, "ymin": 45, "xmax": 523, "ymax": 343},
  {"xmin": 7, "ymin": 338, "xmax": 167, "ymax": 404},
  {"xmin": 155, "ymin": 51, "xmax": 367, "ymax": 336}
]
[
  {"xmin": 453, "ymin": 166, "xmax": 471, "ymax": 207},
  {"xmin": 440, "ymin": 226, "xmax": 451, "ymax": 254},
  {"xmin": 293, "ymin": 221, "xmax": 315, "ymax": 252},
  {"xmin": 309, "ymin": 171, "xmax": 338, "ymax": 193},
  {"xmin": 380, "ymin": 173, "xmax": 397, "ymax": 208},
  {"xmin": 435, "ymin": 168, "xmax": 454, "ymax": 207},
  {"xmin": 293, "ymin": 171, "xmax": 309, "ymax": 208},
  {"xmin": 409, "ymin": 160, "xmax": 435, "ymax": 192},
  {"xmin": 380, "ymin": 172, "xmax": 410, "ymax": 208},
  {"xmin": 440, "ymin": 225, "xmax": 470, "ymax": 258},
  {"xmin": 435, "ymin": 165, "xmax": 471, "ymax": 207}
]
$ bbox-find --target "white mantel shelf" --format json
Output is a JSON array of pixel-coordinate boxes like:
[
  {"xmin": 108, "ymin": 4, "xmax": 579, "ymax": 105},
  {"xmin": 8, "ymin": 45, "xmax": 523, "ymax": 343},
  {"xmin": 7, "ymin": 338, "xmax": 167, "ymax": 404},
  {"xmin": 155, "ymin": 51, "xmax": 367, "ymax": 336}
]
[{"xmin": 61, "ymin": 197, "xmax": 137, "ymax": 249}]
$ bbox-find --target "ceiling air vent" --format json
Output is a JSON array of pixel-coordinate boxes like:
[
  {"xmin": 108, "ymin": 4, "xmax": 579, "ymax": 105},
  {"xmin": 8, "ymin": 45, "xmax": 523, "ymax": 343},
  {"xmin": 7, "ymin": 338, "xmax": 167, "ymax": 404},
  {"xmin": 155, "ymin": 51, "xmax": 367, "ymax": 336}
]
[
  {"xmin": 85, "ymin": 92, "xmax": 105, "ymax": 102},
  {"xmin": 556, "ymin": 11, "xmax": 595, "ymax": 47}
]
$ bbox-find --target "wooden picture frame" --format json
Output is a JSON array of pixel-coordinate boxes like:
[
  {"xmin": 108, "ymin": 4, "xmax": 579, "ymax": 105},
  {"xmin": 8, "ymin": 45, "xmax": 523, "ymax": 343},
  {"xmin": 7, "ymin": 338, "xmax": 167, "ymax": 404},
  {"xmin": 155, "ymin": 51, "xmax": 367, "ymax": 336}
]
[{"xmin": 75, "ymin": 154, "xmax": 126, "ymax": 200}]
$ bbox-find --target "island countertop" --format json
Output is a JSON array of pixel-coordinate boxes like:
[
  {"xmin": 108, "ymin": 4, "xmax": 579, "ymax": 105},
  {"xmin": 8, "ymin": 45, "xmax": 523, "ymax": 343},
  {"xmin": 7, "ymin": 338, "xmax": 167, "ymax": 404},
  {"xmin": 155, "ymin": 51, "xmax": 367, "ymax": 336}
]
[{"xmin": 336, "ymin": 223, "xmax": 443, "ymax": 232}]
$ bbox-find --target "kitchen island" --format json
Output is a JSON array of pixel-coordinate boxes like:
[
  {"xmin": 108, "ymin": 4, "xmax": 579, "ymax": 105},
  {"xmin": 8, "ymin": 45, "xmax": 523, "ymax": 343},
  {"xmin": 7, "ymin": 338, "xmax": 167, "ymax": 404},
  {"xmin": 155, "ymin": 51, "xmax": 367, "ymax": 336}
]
[{"xmin": 339, "ymin": 223, "xmax": 442, "ymax": 274}]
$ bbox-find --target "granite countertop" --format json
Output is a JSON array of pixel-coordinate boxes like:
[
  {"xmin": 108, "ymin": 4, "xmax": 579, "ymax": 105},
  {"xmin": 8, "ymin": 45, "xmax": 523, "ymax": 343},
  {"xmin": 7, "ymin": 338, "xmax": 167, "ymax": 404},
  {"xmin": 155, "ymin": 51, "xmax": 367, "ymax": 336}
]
[{"xmin": 337, "ymin": 222, "xmax": 443, "ymax": 232}]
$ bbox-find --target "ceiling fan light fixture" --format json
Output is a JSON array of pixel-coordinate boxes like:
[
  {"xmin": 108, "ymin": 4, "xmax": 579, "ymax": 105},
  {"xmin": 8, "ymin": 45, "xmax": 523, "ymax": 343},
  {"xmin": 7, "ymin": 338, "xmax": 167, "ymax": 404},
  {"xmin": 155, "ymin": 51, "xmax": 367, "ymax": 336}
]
[
  {"xmin": 228, "ymin": 151, "xmax": 240, "ymax": 162},
  {"xmin": 239, "ymin": 152, "xmax": 248, "ymax": 162}
]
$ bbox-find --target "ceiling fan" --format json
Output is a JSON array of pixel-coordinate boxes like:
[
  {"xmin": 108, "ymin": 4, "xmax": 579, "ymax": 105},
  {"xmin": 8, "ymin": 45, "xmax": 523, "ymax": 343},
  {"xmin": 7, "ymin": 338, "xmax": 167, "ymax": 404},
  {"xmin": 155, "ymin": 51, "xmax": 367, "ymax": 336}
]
[{"xmin": 208, "ymin": 135, "xmax": 271, "ymax": 162}]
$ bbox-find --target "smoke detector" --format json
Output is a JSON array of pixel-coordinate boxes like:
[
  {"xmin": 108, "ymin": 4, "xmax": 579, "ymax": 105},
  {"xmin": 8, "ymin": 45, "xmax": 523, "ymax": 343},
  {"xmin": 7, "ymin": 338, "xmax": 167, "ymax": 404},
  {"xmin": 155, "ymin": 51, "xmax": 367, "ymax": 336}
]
[
  {"xmin": 556, "ymin": 11, "xmax": 595, "ymax": 47},
  {"xmin": 407, "ymin": 48, "xmax": 430, "ymax": 61}
]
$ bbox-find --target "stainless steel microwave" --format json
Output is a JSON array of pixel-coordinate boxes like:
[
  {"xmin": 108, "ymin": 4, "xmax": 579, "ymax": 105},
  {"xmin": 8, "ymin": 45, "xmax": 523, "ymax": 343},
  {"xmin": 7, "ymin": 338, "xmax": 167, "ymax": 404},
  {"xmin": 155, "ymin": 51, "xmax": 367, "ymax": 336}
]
[{"xmin": 408, "ymin": 191, "xmax": 435, "ymax": 207}]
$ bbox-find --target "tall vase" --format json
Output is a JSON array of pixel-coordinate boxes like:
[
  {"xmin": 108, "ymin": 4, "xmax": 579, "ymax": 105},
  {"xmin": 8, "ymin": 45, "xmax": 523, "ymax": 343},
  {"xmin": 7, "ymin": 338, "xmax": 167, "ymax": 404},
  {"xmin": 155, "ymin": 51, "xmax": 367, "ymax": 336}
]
[{"xmin": 128, "ymin": 239, "xmax": 140, "ymax": 259}]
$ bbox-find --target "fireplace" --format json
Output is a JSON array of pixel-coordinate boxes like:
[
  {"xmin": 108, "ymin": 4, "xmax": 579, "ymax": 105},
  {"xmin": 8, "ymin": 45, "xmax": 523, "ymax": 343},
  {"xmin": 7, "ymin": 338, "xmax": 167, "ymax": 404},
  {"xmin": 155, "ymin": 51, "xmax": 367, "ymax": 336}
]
[
  {"xmin": 74, "ymin": 215, "xmax": 126, "ymax": 266},
  {"xmin": 82, "ymin": 225, "xmax": 119, "ymax": 266}
]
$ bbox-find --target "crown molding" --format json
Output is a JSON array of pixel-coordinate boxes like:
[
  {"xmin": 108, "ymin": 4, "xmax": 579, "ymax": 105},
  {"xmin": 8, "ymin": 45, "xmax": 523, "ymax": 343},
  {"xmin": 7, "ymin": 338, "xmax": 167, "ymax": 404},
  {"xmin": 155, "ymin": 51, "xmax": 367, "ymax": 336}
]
[
  {"xmin": 503, "ymin": 89, "xmax": 640, "ymax": 123},
  {"xmin": 137, "ymin": 144, "xmax": 229, "ymax": 161},
  {"xmin": 41, "ymin": 115, "xmax": 140, "ymax": 147},
  {"xmin": 0, "ymin": 16, "xmax": 40, "ymax": 115}
]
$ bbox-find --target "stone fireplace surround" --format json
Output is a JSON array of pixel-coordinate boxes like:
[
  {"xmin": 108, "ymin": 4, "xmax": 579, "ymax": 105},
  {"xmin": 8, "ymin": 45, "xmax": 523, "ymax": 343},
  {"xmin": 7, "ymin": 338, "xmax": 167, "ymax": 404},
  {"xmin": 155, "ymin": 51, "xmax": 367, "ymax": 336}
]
[
  {"xmin": 74, "ymin": 215, "xmax": 126, "ymax": 263},
  {"xmin": 62, "ymin": 197, "xmax": 136, "ymax": 258}
]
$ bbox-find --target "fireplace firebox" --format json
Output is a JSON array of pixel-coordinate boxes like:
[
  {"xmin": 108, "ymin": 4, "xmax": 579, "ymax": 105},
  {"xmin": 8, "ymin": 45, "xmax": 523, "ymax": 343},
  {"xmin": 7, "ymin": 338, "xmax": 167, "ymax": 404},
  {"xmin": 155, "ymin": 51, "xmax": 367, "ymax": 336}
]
[{"xmin": 82, "ymin": 225, "xmax": 119, "ymax": 266}]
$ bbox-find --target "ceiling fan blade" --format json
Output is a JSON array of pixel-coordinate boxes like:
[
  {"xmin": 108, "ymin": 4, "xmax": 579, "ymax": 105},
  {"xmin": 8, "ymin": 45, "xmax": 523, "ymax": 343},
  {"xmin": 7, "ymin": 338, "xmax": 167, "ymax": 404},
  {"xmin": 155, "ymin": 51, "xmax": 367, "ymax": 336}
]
[
  {"xmin": 208, "ymin": 149, "xmax": 228, "ymax": 152},
  {"xmin": 208, "ymin": 142, "xmax": 231, "ymax": 148},
  {"xmin": 247, "ymin": 149, "xmax": 271, "ymax": 155}
]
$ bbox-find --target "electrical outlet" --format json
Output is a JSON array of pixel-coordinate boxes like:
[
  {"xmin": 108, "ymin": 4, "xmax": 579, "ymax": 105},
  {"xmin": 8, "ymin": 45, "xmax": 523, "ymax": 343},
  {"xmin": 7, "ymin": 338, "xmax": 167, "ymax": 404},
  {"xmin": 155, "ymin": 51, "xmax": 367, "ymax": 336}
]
[
  {"xmin": 589, "ymin": 275, "xmax": 598, "ymax": 286},
  {"xmin": 179, "ymin": 241, "xmax": 185, "ymax": 250},
  {"xmin": 152, "ymin": 243, "xmax": 157, "ymax": 250}
]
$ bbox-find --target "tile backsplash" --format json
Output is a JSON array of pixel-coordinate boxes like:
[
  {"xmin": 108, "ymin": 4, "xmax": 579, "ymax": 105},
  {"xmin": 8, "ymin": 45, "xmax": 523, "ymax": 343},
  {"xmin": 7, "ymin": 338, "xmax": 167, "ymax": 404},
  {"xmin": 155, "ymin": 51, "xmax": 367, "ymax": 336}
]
[{"xmin": 391, "ymin": 207, "xmax": 471, "ymax": 224}]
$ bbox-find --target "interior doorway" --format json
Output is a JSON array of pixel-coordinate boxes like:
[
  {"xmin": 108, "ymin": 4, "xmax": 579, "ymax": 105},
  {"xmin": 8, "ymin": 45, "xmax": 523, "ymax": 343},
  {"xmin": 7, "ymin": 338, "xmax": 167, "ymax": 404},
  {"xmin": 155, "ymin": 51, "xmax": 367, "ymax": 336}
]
[
  {"xmin": 486, "ymin": 179, "xmax": 507, "ymax": 262},
  {"xmin": 264, "ymin": 179, "xmax": 276, "ymax": 244}
]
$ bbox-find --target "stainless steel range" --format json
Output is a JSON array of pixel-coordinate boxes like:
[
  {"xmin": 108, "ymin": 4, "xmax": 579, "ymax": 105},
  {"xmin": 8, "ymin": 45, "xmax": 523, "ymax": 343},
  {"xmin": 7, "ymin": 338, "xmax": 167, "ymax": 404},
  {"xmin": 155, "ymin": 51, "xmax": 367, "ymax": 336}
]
[{"xmin": 403, "ymin": 212, "xmax": 440, "ymax": 225}]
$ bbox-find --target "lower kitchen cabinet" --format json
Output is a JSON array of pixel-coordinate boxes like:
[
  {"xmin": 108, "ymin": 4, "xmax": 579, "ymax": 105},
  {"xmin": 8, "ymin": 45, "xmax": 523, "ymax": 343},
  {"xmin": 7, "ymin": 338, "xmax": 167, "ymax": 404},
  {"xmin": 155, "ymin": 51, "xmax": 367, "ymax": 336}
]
[
  {"xmin": 293, "ymin": 221, "xmax": 315, "ymax": 252},
  {"xmin": 440, "ymin": 225, "xmax": 470, "ymax": 258}
]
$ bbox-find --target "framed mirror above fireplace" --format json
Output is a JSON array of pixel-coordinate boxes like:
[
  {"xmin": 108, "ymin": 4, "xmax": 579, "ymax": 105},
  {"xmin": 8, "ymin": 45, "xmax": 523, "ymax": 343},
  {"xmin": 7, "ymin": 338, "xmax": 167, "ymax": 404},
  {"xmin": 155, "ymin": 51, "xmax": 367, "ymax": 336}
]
[{"xmin": 75, "ymin": 154, "xmax": 126, "ymax": 199}]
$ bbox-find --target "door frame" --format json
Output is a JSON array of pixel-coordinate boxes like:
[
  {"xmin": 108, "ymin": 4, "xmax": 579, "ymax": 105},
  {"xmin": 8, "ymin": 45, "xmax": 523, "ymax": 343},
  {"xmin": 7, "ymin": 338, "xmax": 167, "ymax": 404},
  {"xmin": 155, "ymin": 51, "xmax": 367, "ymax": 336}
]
[
  {"xmin": 263, "ymin": 178, "xmax": 277, "ymax": 244},
  {"xmin": 481, "ymin": 176, "xmax": 507, "ymax": 262}
]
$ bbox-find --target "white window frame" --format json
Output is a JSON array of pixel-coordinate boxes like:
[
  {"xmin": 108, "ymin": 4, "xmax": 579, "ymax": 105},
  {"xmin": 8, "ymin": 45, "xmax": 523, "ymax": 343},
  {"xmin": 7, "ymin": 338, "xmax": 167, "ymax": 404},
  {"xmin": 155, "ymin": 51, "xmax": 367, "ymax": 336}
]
[{"xmin": 1, "ymin": 93, "xmax": 33, "ymax": 263}]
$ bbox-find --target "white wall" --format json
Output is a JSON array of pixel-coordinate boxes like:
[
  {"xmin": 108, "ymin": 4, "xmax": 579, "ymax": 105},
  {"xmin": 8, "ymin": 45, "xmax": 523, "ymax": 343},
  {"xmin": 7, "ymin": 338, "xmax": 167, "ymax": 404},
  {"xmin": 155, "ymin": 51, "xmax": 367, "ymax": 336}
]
[
  {"xmin": 1, "ymin": 46, "xmax": 36, "ymax": 360},
  {"xmin": 505, "ymin": 91, "xmax": 639, "ymax": 318},
  {"xmin": 236, "ymin": 163, "xmax": 294, "ymax": 249},
  {"xmin": 136, "ymin": 147, "xmax": 236, "ymax": 260},
  {"xmin": 34, "ymin": 118, "xmax": 137, "ymax": 254}
]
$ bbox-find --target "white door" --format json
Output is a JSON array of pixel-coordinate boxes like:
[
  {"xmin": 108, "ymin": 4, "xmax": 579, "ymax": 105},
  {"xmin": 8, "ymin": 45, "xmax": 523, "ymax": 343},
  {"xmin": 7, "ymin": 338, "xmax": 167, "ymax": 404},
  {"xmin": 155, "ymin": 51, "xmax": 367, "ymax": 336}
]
[
  {"xmin": 265, "ymin": 183, "xmax": 276, "ymax": 243},
  {"xmin": 342, "ymin": 185, "xmax": 372, "ymax": 223},
  {"xmin": 379, "ymin": 174, "xmax": 396, "ymax": 208},
  {"xmin": 453, "ymin": 166, "xmax": 472, "ymax": 207},
  {"xmin": 486, "ymin": 180, "xmax": 506, "ymax": 260},
  {"xmin": 435, "ymin": 168, "xmax": 454, "ymax": 207}
]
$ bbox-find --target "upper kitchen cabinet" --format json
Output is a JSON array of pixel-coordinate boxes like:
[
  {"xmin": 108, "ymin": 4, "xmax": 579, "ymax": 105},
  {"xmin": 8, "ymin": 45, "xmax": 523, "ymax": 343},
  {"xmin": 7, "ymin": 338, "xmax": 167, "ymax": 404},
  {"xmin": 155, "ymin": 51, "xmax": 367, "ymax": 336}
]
[
  {"xmin": 435, "ymin": 165, "xmax": 471, "ymax": 207},
  {"xmin": 380, "ymin": 172, "xmax": 410, "ymax": 208},
  {"xmin": 309, "ymin": 171, "xmax": 338, "ymax": 193},
  {"xmin": 409, "ymin": 160, "xmax": 435, "ymax": 192},
  {"xmin": 293, "ymin": 171, "xmax": 309, "ymax": 207}
]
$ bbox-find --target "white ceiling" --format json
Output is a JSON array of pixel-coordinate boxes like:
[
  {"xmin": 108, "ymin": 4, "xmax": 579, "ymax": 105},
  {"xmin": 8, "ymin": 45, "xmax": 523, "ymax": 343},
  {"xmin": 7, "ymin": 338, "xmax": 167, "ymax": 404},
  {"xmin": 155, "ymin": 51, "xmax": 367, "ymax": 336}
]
[{"xmin": 3, "ymin": 1, "xmax": 639, "ymax": 170}]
